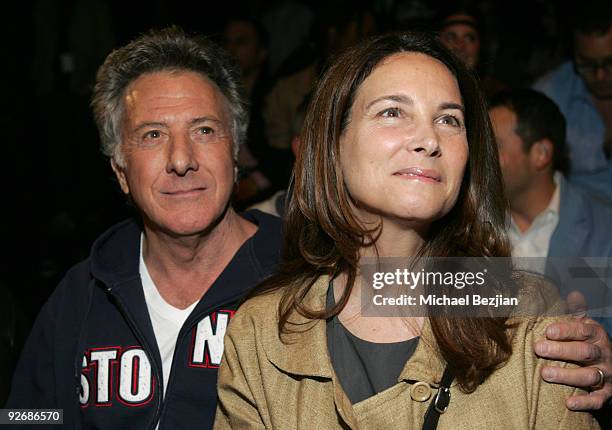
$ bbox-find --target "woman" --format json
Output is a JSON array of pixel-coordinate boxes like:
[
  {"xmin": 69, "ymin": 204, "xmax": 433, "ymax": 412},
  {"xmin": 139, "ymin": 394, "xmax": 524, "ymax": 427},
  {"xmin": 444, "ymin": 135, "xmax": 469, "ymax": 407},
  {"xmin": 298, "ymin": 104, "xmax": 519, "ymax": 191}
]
[{"xmin": 214, "ymin": 32, "xmax": 597, "ymax": 429}]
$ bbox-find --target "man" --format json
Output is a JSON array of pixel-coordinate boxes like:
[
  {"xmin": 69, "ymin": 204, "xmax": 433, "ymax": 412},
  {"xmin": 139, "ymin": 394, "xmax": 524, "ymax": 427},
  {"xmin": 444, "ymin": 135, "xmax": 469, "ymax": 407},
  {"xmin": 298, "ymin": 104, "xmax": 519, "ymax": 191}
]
[
  {"xmin": 490, "ymin": 87, "xmax": 612, "ymax": 413},
  {"xmin": 6, "ymin": 29, "xmax": 612, "ymax": 428},
  {"xmin": 438, "ymin": 9, "xmax": 481, "ymax": 70},
  {"xmin": 437, "ymin": 4, "xmax": 505, "ymax": 100},
  {"xmin": 534, "ymin": 0, "xmax": 612, "ymax": 184},
  {"xmin": 7, "ymin": 28, "xmax": 281, "ymax": 428}
]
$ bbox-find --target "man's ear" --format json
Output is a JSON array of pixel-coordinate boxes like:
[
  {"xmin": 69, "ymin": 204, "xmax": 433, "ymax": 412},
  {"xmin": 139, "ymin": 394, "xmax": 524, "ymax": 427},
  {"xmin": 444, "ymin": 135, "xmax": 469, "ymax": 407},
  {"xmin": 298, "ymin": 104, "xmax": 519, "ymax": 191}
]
[
  {"xmin": 530, "ymin": 139, "xmax": 554, "ymax": 170},
  {"xmin": 111, "ymin": 159, "xmax": 130, "ymax": 195}
]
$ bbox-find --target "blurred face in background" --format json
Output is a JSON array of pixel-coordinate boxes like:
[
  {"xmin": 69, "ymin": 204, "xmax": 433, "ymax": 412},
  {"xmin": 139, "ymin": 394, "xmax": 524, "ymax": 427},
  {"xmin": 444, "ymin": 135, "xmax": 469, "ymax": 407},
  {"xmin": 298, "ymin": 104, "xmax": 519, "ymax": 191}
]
[
  {"xmin": 327, "ymin": 11, "xmax": 377, "ymax": 54},
  {"xmin": 224, "ymin": 20, "xmax": 267, "ymax": 77},
  {"xmin": 489, "ymin": 106, "xmax": 533, "ymax": 203},
  {"xmin": 574, "ymin": 27, "xmax": 612, "ymax": 99},
  {"xmin": 439, "ymin": 13, "xmax": 481, "ymax": 69}
]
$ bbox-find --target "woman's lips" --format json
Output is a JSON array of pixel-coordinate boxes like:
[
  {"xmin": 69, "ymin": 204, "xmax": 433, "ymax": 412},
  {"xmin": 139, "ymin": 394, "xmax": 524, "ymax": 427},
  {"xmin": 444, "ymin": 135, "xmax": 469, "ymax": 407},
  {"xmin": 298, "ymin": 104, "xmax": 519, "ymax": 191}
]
[{"xmin": 393, "ymin": 167, "xmax": 441, "ymax": 182}]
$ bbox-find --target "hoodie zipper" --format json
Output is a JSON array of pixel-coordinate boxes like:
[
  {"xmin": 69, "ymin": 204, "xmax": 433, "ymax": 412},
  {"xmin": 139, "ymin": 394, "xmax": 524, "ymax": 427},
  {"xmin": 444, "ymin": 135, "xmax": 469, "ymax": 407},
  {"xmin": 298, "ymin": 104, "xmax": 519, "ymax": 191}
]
[
  {"xmin": 105, "ymin": 287, "xmax": 164, "ymax": 430},
  {"xmin": 156, "ymin": 298, "xmax": 239, "ymax": 429}
]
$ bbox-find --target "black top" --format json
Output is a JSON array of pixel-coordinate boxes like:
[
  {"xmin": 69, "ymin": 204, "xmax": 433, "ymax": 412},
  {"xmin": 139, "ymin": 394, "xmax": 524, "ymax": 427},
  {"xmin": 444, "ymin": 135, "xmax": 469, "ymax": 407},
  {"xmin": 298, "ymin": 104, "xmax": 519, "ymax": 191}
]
[{"xmin": 326, "ymin": 282, "xmax": 419, "ymax": 404}]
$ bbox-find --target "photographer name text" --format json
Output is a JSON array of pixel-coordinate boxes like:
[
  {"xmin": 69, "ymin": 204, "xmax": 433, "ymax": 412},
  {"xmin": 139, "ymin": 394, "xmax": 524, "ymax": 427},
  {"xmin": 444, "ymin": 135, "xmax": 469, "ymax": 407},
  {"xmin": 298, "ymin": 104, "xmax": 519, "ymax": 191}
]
[{"xmin": 372, "ymin": 293, "xmax": 518, "ymax": 308}]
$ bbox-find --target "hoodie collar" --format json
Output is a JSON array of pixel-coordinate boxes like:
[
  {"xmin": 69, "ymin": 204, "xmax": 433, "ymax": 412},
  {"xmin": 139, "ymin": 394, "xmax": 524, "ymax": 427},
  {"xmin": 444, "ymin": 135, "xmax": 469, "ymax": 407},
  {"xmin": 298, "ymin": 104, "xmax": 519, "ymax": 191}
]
[
  {"xmin": 89, "ymin": 210, "xmax": 282, "ymax": 295},
  {"xmin": 89, "ymin": 218, "xmax": 142, "ymax": 288}
]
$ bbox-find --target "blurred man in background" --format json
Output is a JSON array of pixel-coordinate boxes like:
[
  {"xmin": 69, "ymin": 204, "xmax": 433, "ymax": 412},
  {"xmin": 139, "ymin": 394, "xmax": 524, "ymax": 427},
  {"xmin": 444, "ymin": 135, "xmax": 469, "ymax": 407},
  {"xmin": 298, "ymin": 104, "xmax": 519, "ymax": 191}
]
[
  {"xmin": 534, "ymin": 0, "xmax": 612, "ymax": 200},
  {"xmin": 489, "ymin": 90, "xmax": 612, "ymax": 422}
]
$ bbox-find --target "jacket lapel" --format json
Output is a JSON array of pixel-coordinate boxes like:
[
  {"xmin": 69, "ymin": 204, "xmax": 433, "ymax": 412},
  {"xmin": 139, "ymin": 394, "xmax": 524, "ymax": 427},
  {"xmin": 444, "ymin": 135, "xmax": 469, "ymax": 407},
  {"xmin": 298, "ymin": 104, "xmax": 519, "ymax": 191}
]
[
  {"xmin": 262, "ymin": 276, "xmax": 359, "ymax": 427},
  {"xmin": 548, "ymin": 176, "xmax": 588, "ymax": 258},
  {"xmin": 262, "ymin": 276, "xmax": 334, "ymax": 378},
  {"xmin": 398, "ymin": 320, "xmax": 447, "ymax": 386}
]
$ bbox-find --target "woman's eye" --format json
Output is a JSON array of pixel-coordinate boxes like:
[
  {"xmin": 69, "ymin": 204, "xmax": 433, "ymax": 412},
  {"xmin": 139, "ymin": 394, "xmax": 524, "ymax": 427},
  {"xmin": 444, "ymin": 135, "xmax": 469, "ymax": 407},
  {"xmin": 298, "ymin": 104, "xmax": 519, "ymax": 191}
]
[
  {"xmin": 437, "ymin": 115, "xmax": 462, "ymax": 127},
  {"xmin": 380, "ymin": 107, "xmax": 401, "ymax": 118}
]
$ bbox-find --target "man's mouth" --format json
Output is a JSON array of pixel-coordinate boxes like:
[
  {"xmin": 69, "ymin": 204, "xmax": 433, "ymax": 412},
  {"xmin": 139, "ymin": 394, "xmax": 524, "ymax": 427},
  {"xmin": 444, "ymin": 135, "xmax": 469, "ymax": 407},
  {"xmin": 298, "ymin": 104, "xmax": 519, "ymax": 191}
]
[{"xmin": 162, "ymin": 187, "xmax": 207, "ymax": 196}]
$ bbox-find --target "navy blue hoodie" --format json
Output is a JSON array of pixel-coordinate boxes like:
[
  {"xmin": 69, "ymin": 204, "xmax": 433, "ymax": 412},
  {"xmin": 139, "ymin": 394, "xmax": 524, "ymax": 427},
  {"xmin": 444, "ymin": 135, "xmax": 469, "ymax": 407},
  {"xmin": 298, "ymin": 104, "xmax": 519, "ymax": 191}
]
[{"xmin": 7, "ymin": 210, "xmax": 281, "ymax": 429}]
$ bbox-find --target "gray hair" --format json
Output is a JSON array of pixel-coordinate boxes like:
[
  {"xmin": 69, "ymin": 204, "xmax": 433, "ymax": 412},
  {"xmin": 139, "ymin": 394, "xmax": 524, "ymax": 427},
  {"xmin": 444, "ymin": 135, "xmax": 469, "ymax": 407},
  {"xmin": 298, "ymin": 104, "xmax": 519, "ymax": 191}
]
[{"xmin": 91, "ymin": 26, "xmax": 248, "ymax": 166}]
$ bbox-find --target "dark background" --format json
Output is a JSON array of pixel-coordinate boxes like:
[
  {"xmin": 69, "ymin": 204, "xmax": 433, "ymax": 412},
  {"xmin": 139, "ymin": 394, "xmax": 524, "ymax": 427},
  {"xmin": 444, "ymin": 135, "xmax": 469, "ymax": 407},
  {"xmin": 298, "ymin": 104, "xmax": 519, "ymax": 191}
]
[{"xmin": 0, "ymin": 0, "xmax": 578, "ymax": 320}]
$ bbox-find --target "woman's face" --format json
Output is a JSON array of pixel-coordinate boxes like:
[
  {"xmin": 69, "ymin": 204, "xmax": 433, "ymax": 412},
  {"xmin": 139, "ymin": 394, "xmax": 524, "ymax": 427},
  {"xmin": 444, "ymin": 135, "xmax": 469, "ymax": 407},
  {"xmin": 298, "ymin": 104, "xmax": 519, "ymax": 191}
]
[{"xmin": 339, "ymin": 52, "xmax": 469, "ymax": 229}]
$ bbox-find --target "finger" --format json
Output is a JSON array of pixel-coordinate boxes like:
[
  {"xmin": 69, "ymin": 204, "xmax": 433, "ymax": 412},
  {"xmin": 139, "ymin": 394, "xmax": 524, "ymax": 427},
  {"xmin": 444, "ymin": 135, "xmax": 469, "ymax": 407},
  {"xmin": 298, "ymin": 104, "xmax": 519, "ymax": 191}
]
[
  {"xmin": 541, "ymin": 365, "xmax": 605, "ymax": 387},
  {"xmin": 544, "ymin": 320, "xmax": 598, "ymax": 342},
  {"xmin": 566, "ymin": 390, "xmax": 611, "ymax": 411},
  {"xmin": 566, "ymin": 291, "xmax": 588, "ymax": 316},
  {"xmin": 534, "ymin": 340, "xmax": 601, "ymax": 362}
]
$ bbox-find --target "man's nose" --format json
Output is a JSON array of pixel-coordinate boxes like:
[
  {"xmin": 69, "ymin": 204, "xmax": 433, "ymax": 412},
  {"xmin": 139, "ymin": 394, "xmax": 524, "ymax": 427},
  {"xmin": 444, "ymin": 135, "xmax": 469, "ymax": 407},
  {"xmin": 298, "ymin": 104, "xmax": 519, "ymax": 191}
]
[
  {"xmin": 166, "ymin": 134, "xmax": 199, "ymax": 175},
  {"xmin": 453, "ymin": 38, "xmax": 466, "ymax": 52}
]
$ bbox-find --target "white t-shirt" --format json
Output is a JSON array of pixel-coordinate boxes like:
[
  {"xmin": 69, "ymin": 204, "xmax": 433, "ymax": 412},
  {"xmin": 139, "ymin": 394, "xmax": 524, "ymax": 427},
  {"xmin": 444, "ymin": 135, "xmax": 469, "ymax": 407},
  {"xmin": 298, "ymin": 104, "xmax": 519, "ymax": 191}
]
[{"xmin": 139, "ymin": 235, "xmax": 198, "ymax": 398}]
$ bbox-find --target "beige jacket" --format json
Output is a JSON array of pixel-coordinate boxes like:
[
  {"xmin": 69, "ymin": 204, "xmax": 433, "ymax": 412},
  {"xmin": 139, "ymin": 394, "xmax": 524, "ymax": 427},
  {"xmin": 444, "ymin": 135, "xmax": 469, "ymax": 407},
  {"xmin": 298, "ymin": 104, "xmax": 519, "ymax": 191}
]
[{"xmin": 215, "ymin": 276, "xmax": 598, "ymax": 429}]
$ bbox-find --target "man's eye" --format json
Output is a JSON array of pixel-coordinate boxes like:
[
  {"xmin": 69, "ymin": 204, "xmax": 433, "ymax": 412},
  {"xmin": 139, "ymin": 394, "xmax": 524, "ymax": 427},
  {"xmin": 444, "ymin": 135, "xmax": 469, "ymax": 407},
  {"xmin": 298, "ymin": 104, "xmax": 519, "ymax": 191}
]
[
  {"xmin": 197, "ymin": 126, "xmax": 214, "ymax": 135},
  {"xmin": 380, "ymin": 107, "xmax": 401, "ymax": 118},
  {"xmin": 143, "ymin": 130, "xmax": 161, "ymax": 139},
  {"xmin": 442, "ymin": 32, "xmax": 457, "ymax": 43}
]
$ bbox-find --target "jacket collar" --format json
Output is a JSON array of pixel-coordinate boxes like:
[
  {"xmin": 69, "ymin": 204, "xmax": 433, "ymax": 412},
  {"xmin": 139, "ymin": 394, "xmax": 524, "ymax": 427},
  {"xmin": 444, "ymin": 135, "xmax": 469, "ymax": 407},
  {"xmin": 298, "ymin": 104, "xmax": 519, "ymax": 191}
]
[
  {"xmin": 398, "ymin": 321, "xmax": 447, "ymax": 387},
  {"xmin": 548, "ymin": 175, "xmax": 589, "ymax": 257},
  {"xmin": 263, "ymin": 275, "xmax": 448, "ymax": 386},
  {"xmin": 263, "ymin": 276, "xmax": 335, "ymax": 378}
]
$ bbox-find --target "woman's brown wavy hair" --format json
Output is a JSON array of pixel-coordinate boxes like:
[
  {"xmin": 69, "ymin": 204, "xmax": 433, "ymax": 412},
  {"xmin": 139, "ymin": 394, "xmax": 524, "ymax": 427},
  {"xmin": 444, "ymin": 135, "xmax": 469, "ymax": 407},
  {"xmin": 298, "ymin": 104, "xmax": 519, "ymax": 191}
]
[{"xmin": 252, "ymin": 31, "xmax": 512, "ymax": 393}]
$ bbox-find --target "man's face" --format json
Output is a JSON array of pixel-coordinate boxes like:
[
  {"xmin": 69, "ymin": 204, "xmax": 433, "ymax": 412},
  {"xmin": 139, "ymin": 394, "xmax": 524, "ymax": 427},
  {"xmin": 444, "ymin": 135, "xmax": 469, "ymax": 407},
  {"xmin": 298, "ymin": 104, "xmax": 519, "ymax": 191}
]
[
  {"xmin": 574, "ymin": 27, "xmax": 612, "ymax": 99},
  {"xmin": 489, "ymin": 106, "xmax": 533, "ymax": 203},
  {"xmin": 224, "ymin": 21, "xmax": 266, "ymax": 76},
  {"xmin": 113, "ymin": 71, "xmax": 236, "ymax": 237},
  {"xmin": 439, "ymin": 14, "xmax": 481, "ymax": 69}
]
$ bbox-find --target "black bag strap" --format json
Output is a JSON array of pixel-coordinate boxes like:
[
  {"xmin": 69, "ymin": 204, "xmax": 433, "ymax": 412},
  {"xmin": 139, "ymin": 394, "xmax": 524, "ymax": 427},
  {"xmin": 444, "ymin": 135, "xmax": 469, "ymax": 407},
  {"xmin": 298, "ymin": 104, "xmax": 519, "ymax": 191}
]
[{"xmin": 422, "ymin": 366, "xmax": 454, "ymax": 430}]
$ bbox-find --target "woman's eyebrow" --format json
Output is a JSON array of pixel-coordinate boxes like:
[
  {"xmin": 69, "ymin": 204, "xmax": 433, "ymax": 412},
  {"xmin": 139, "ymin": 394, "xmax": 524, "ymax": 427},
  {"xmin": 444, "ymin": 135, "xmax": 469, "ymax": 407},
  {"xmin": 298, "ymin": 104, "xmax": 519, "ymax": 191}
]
[
  {"xmin": 439, "ymin": 102, "xmax": 465, "ymax": 113},
  {"xmin": 365, "ymin": 94, "xmax": 413, "ymax": 110},
  {"xmin": 365, "ymin": 96, "xmax": 465, "ymax": 114}
]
